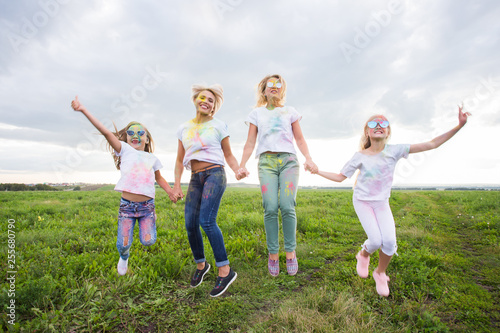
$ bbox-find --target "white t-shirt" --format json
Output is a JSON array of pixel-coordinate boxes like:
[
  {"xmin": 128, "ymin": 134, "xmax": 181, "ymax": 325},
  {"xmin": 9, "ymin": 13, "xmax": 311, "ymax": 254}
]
[
  {"xmin": 340, "ymin": 144, "xmax": 410, "ymax": 201},
  {"xmin": 177, "ymin": 118, "xmax": 229, "ymax": 170},
  {"xmin": 245, "ymin": 106, "xmax": 302, "ymax": 158},
  {"xmin": 114, "ymin": 142, "xmax": 163, "ymax": 199}
]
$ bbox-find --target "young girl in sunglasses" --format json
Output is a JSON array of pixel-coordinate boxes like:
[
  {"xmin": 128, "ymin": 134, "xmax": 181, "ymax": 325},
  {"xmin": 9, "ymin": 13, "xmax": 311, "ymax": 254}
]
[
  {"xmin": 173, "ymin": 84, "xmax": 241, "ymax": 297},
  {"xmin": 307, "ymin": 105, "xmax": 470, "ymax": 296},
  {"xmin": 238, "ymin": 74, "xmax": 318, "ymax": 277},
  {"xmin": 70, "ymin": 96, "xmax": 177, "ymax": 276}
]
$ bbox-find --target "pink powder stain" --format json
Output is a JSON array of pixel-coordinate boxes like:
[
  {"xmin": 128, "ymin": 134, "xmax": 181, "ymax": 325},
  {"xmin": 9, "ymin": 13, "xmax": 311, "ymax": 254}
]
[
  {"xmin": 203, "ymin": 183, "xmax": 214, "ymax": 199},
  {"xmin": 261, "ymin": 183, "xmax": 268, "ymax": 194},
  {"xmin": 194, "ymin": 131, "xmax": 206, "ymax": 147},
  {"xmin": 285, "ymin": 181, "xmax": 296, "ymax": 196},
  {"xmin": 122, "ymin": 220, "xmax": 133, "ymax": 231}
]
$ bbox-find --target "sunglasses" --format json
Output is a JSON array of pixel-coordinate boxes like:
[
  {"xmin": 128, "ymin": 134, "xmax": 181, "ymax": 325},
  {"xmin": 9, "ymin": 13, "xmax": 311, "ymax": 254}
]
[
  {"xmin": 126, "ymin": 130, "xmax": 146, "ymax": 137},
  {"xmin": 267, "ymin": 81, "xmax": 282, "ymax": 89},
  {"xmin": 367, "ymin": 120, "xmax": 389, "ymax": 129}
]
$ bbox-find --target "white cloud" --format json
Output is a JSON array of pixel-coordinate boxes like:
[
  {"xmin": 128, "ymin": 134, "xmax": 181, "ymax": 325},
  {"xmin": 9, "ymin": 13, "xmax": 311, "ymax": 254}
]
[{"xmin": 1, "ymin": 0, "xmax": 499, "ymax": 185}]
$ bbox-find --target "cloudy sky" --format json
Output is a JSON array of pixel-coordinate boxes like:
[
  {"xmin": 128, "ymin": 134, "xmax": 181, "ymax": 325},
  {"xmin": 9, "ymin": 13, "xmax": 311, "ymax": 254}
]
[{"xmin": 1, "ymin": 0, "xmax": 499, "ymax": 187}]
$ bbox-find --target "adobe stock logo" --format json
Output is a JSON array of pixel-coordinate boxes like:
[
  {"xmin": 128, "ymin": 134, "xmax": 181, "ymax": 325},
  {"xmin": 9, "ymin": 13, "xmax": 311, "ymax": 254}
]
[
  {"xmin": 51, "ymin": 65, "xmax": 170, "ymax": 182},
  {"xmin": 463, "ymin": 75, "xmax": 499, "ymax": 112},
  {"xmin": 213, "ymin": 0, "xmax": 245, "ymax": 20},
  {"xmin": 339, "ymin": 0, "xmax": 405, "ymax": 64},
  {"xmin": 5, "ymin": 0, "xmax": 72, "ymax": 54}
]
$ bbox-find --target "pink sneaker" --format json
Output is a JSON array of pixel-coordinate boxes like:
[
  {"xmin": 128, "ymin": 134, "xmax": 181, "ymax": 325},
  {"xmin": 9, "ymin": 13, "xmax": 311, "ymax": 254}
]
[
  {"xmin": 373, "ymin": 271, "xmax": 390, "ymax": 297},
  {"xmin": 356, "ymin": 251, "xmax": 370, "ymax": 278},
  {"xmin": 268, "ymin": 255, "xmax": 279, "ymax": 277}
]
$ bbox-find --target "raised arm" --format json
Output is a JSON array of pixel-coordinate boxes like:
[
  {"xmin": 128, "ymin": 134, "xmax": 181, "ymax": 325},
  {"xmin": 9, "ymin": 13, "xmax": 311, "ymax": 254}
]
[
  {"xmin": 409, "ymin": 104, "xmax": 471, "ymax": 154},
  {"xmin": 292, "ymin": 120, "xmax": 318, "ymax": 173},
  {"xmin": 71, "ymin": 96, "xmax": 122, "ymax": 153},
  {"xmin": 173, "ymin": 140, "xmax": 185, "ymax": 200},
  {"xmin": 238, "ymin": 124, "xmax": 258, "ymax": 178},
  {"xmin": 221, "ymin": 137, "xmax": 241, "ymax": 178}
]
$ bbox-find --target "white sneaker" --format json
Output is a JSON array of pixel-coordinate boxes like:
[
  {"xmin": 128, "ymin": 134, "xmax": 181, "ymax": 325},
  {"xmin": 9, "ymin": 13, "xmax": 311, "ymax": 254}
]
[{"xmin": 117, "ymin": 258, "xmax": 128, "ymax": 276}]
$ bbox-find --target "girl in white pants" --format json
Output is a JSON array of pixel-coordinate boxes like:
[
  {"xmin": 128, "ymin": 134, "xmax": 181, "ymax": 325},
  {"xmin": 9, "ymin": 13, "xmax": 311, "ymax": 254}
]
[{"xmin": 308, "ymin": 105, "xmax": 470, "ymax": 296}]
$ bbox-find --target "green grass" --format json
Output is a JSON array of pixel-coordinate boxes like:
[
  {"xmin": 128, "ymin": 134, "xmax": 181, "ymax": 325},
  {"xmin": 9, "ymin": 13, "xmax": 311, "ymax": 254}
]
[{"xmin": 1, "ymin": 189, "xmax": 499, "ymax": 332}]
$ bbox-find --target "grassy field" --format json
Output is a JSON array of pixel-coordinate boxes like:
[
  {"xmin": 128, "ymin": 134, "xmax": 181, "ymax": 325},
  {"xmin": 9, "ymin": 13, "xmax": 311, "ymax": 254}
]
[{"xmin": 1, "ymin": 188, "xmax": 499, "ymax": 332}]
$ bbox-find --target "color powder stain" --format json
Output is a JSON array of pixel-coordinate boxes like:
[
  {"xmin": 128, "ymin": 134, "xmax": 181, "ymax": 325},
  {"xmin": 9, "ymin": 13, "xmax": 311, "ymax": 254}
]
[
  {"xmin": 285, "ymin": 181, "xmax": 295, "ymax": 196},
  {"xmin": 194, "ymin": 131, "xmax": 206, "ymax": 147},
  {"xmin": 261, "ymin": 183, "xmax": 269, "ymax": 194},
  {"xmin": 186, "ymin": 122, "xmax": 211, "ymax": 148},
  {"xmin": 128, "ymin": 125, "xmax": 144, "ymax": 144},
  {"xmin": 203, "ymin": 183, "xmax": 214, "ymax": 199}
]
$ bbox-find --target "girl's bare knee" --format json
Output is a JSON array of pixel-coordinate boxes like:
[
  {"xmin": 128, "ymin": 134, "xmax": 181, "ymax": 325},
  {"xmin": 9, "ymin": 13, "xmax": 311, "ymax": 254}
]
[{"xmin": 142, "ymin": 234, "xmax": 156, "ymax": 246}]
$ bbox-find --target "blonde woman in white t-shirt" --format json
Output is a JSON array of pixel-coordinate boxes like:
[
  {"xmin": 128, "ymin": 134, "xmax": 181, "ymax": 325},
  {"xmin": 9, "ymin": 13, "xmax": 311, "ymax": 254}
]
[
  {"xmin": 238, "ymin": 74, "xmax": 318, "ymax": 277},
  {"xmin": 173, "ymin": 84, "xmax": 241, "ymax": 297},
  {"xmin": 307, "ymin": 105, "xmax": 470, "ymax": 297},
  {"xmin": 70, "ymin": 96, "xmax": 177, "ymax": 276}
]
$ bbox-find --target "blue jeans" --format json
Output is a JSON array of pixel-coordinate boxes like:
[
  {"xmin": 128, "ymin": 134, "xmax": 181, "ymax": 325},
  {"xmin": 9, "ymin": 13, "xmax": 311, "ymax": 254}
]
[
  {"xmin": 258, "ymin": 153, "xmax": 300, "ymax": 253},
  {"xmin": 185, "ymin": 166, "xmax": 229, "ymax": 267},
  {"xmin": 117, "ymin": 198, "xmax": 157, "ymax": 260}
]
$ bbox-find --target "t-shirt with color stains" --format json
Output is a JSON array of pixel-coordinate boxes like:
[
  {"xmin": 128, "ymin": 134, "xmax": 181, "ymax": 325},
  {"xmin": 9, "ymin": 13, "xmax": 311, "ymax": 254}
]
[
  {"xmin": 177, "ymin": 118, "xmax": 229, "ymax": 171},
  {"xmin": 340, "ymin": 144, "xmax": 410, "ymax": 201},
  {"xmin": 114, "ymin": 142, "xmax": 163, "ymax": 199},
  {"xmin": 245, "ymin": 106, "xmax": 302, "ymax": 158}
]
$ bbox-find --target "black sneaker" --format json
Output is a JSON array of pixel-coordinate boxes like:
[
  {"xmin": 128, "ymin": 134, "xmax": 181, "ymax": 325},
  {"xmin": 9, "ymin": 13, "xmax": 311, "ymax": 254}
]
[
  {"xmin": 190, "ymin": 263, "xmax": 211, "ymax": 288},
  {"xmin": 209, "ymin": 268, "xmax": 237, "ymax": 297}
]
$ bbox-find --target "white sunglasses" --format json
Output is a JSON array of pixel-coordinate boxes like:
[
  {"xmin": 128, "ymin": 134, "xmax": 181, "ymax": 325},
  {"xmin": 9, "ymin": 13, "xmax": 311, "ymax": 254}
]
[{"xmin": 266, "ymin": 81, "xmax": 282, "ymax": 89}]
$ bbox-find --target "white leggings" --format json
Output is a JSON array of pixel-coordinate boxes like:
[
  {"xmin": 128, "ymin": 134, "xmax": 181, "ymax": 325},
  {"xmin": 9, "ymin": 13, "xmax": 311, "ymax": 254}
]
[{"xmin": 353, "ymin": 198, "xmax": 397, "ymax": 256}]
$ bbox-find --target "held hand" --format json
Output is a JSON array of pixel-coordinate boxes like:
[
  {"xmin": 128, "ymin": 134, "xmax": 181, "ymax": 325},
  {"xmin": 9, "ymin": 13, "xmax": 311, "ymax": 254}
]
[
  {"xmin": 304, "ymin": 163, "xmax": 317, "ymax": 174},
  {"xmin": 71, "ymin": 95, "xmax": 86, "ymax": 112},
  {"xmin": 167, "ymin": 190, "xmax": 178, "ymax": 203},
  {"xmin": 236, "ymin": 171, "xmax": 248, "ymax": 180},
  {"xmin": 172, "ymin": 185, "xmax": 184, "ymax": 201},
  {"xmin": 458, "ymin": 102, "xmax": 471, "ymax": 127},
  {"xmin": 237, "ymin": 167, "xmax": 249, "ymax": 180},
  {"xmin": 304, "ymin": 160, "xmax": 318, "ymax": 174}
]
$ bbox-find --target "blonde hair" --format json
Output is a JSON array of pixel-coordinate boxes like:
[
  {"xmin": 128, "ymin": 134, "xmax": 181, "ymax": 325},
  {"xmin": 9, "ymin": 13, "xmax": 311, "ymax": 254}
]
[
  {"xmin": 191, "ymin": 84, "xmax": 224, "ymax": 115},
  {"xmin": 359, "ymin": 115, "xmax": 391, "ymax": 150},
  {"xmin": 255, "ymin": 74, "xmax": 287, "ymax": 108},
  {"xmin": 108, "ymin": 121, "xmax": 155, "ymax": 170}
]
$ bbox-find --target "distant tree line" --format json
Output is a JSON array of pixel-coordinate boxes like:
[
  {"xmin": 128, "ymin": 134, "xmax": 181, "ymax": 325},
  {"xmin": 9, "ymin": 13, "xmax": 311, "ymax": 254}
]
[{"xmin": 0, "ymin": 183, "xmax": 60, "ymax": 191}]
